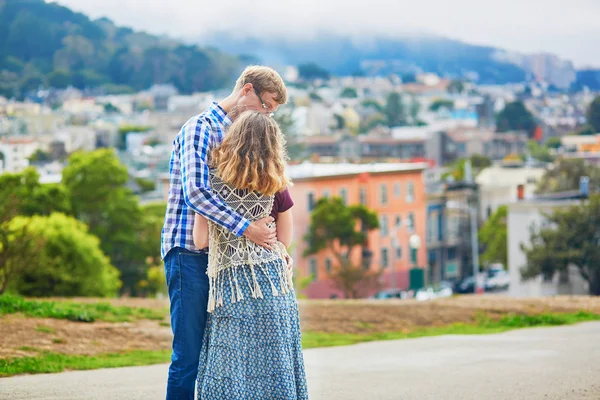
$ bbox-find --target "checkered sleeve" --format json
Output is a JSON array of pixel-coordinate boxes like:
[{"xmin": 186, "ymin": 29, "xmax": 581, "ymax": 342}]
[{"xmin": 180, "ymin": 116, "xmax": 250, "ymax": 236}]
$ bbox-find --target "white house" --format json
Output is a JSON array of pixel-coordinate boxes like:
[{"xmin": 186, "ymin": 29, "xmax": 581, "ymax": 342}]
[
  {"xmin": 0, "ymin": 137, "xmax": 39, "ymax": 174},
  {"xmin": 507, "ymin": 197, "xmax": 589, "ymax": 297},
  {"xmin": 476, "ymin": 164, "xmax": 547, "ymax": 219}
]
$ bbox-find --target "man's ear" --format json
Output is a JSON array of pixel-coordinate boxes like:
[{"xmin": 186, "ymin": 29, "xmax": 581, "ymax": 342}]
[{"xmin": 241, "ymin": 83, "xmax": 253, "ymax": 95}]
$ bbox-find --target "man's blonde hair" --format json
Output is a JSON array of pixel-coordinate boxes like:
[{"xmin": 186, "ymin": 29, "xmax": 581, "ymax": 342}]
[
  {"xmin": 211, "ymin": 111, "xmax": 291, "ymax": 196},
  {"xmin": 234, "ymin": 65, "xmax": 288, "ymax": 105}
]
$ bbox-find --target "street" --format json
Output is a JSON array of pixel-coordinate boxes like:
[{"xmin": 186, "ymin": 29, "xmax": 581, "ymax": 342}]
[{"xmin": 2, "ymin": 322, "xmax": 600, "ymax": 400}]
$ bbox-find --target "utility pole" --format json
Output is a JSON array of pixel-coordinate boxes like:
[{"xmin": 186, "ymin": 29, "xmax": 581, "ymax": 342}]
[{"xmin": 464, "ymin": 160, "xmax": 481, "ymax": 294}]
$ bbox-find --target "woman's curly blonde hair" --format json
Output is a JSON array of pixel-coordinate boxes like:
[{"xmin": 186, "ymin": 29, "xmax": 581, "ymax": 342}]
[{"xmin": 211, "ymin": 111, "xmax": 292, "ymax": 196}]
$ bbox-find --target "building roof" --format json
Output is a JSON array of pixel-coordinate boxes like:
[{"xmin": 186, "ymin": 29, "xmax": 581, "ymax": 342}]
[
  {"xmin": 287, "ymin": 161, "xmax": 427, "ymax": 180},
  {"xmin": 476, "ymin": 165, "xmax": 547, "ymax": 188}
]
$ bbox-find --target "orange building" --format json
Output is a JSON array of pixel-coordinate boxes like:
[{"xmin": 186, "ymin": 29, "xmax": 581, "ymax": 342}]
[{"xmin": 287, "ymin": 162, "xmax": 428, "ymax": 299}]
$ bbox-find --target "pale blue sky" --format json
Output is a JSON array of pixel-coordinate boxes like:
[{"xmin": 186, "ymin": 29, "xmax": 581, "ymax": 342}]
[{"xmin": 53, "ymin": 0, "xmax": 600, "ymax": 67}]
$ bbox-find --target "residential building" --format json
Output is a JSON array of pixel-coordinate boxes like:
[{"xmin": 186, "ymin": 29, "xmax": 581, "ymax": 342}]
[
  {"xmin": 426, "ymin": 181, "xmax": 479, "ymax": 284},
  {"xmin": 476, "ymin": 163, "xmax": 547, "ymax": 218},
  {"xmin": 287, "ymin": 162, "xmax": 428, "ymax": 299},
  {"xmin": 507, "ymin": 183, "xmax": 590, "ymax": 297},
  {"xmin": 0, "ymin": 137, "xmax": 39, "ymax": 173}
]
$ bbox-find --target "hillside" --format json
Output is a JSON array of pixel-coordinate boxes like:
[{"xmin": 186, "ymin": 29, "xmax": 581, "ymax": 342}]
[{"xmin": 0, "ymin": 0, "xmax": 242, "ymax": 98}]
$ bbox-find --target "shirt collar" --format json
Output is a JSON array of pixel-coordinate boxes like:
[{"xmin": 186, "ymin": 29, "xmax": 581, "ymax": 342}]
[{"xmin": 208, "ymin": 102, "xmax": 232, "ymax": 128}]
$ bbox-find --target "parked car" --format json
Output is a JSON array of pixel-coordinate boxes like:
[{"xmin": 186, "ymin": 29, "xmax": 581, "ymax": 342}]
[
  {"xmin": 454, "ymin": 276, "xmax": 476, "ymax": 294},
  {"xmin": 485, "ymin": 268, "xmax": 510, "ymax": 291},
  {"xmin": 371, "ymin": 289, "xmax": 408, "ymax": 299}
]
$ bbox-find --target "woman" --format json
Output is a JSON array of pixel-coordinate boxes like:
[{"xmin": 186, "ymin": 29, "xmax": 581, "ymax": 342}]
[{"xmin": 192, "ymin": 111, "xmax": 308, "ymax": 399}]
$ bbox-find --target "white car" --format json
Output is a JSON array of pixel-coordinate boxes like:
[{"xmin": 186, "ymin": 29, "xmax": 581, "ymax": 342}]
[{"xmin": 485, "ymin": 268, "xmax": 510, "ymax": 291}]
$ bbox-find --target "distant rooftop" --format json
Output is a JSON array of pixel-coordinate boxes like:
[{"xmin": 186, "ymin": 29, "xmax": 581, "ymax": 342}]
[{"xmin": 287, "ymin": 161, "xmax": 428, "ymax": 180}]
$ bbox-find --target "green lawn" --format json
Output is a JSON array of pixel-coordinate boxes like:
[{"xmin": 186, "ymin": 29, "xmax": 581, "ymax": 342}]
[
  {"xmin": 2, "ymin": 311, "xmax": 598, "ymax": 377},
  {"xmin": 302, "ymin": 311, "xmax": 600, "ymax": 349},
  {"xmin": 0, "ymin": 294, "xmax": 167, "ymax": 323},
  {"xmin": 0, "ymin": 349, "xmax": 171, "ymax": 377}
]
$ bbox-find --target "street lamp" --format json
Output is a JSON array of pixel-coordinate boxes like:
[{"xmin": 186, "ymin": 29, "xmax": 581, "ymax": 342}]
[
  {"xmin": 409, "ymin": 234, "xmax": 421, "ymax": 268},
  {"xmin": 409, "ymin": 234, "xmax": 423, "ymax": 291}
]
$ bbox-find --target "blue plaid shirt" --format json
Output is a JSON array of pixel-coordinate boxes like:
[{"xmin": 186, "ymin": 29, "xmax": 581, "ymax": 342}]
[{"xmin": 161, "ymin": 103, "xmax": 250, "ymax": 259}]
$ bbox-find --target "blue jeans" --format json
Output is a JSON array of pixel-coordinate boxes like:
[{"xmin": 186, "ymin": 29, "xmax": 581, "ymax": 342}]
[{"xmin": 164, "ymin": 247, "xmax": 209, "ymax": 400}]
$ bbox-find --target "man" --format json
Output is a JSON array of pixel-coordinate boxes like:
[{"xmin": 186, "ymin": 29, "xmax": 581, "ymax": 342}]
[{"xmin": 161, "ymin": 66, "xmax": 288, "ymax": 400}]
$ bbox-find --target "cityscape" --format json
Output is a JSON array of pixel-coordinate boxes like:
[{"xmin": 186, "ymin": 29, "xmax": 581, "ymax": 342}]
[{"xmin": 1, "ymin": 0, "xmax": 600, "ymax": 399}]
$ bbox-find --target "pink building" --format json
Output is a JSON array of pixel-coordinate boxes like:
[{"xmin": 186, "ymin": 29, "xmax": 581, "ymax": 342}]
[{"xmin": 287, "ymin": 162, "xmax": 428, "ymax": 299}]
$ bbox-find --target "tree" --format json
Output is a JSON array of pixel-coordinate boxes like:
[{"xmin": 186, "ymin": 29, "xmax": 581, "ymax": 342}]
[
  {"xmin": 526, "ymin": 140, "xmax": 554, "ymax": 163},
  {"xmin": 578, "ymin": 125, "xmax": 596, "ymax": 136},
  {"xmin": 333, "ymin": 114, "xmax": 345, "ymax": 130},
  {"xmin": 384, "ymin": 92, "xmax": 407, "ymax": 128},
  {"xmin": 9, "ymin": 213, "xmax": 121, "ymax": 297},
  {"xmin": 521, "ymin": 195, "xmax": 600, "ymax": 295},
  {"xmin": 62, "ymin": 149, "xmax": 146, "ymax": 294},
  {"xmin": 359, "ymin": 113, "xmax": 387, "ymax": 134},
  {"xmin": 0, "ymin": 168, "xmax": 71, "ymax": 217},
  {"xmin": 340, "ymin": 87, "xmax": 358, "ymax": 98},
  {"xmin": 48, "ymin": 70, "xmax": 72, "ymax": 89},
  {"xmin": 429, "ymin": 99, "xmax": 454, "ymax": 111},
  {"xmin": 409, "ymin": 95, "xmax": 420, "ymax": 125},
  {"xmin": 586, "ymin": 96, "xmax": 600, "ymax": 133},
  {"xmin": 297, "ymin": 63, "xmax": 330, "ymax": 81},
  {"xmin": 0, "ymin": 196, "xmax": 44, "ymax": 295},
  {"xmin": 303, "ymin": 197, "xmax": 381, "ymax": 298},
  {"xmin": 103, "ymin": 103, "xmax": 120, "ymax": 114},
  {"xmin": 361, "ymin": 99, "xmax": 383, "ymax": 112},
  {"xmin": 479, "ymin": 206, "xmax": 507, "ymax": 267},
  {"xmin": 117, "ymin": 125, "xmax": 151, "ymax": 150},
  {"xmin": 496, "ymin": 101, "xmax": 537, "ymax": 136},
  {"xmin": 545, "ymin": 137, "xmax": 562, "ymax": 149},
  {"xmin": 447, "ymin": 80, "xmax": 465, "ymax": 94},
  {"xmin": 443, "ymin": 154, "xmax": 491, "ymax": 181},
  {"xmin": 536, "ymin": 158, "xmax": 600, "ymax": 194},
  {"xmin": 28, "ymin": 149, "xmax": 52, "ymax": 163}
]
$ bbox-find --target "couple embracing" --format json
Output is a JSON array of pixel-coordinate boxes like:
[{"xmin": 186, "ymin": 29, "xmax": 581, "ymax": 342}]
[{"xmin": 161, "ymin": 66, "xmax": 309, "ymax": 399}]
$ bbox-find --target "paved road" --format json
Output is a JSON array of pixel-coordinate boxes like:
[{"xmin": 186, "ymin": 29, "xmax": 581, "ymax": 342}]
[{"xmin": 2, "ymin": 322, "xmax": 600, "ymax": 400}]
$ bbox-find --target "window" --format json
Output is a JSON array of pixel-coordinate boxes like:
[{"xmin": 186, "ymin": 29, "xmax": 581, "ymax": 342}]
[
  {"xmin": 408, "ymin": 212, "xmax": 415, "ymax": 232},
  {"xmin": 339, "ymin": 188, "xmax": 348, "ymax": 205},
  {"xmin": 406, "ymin": 182, "xmax": 415, "ymax": 203},
  {"xmin": 396, "ymin": 246, "xmax": 402, "ymax": 259},
  {"xmin": 380, "ymin": 215, "xmax": 389, "ymax": 236},
  {"xmin": 308, "ymin": 192, "xmax": 316, "ymax": 211},
  {"xmin": 359, "ymin": 187, "xmax": 367, "ymax": 205},
  {"xmin": 380, "ymin": 184, "xmax": 388, "ymax": 205},
  {"xmin": 325, "ymin": 258, "xmax": 332, "ymax": 274},
  {"xmin": 309, "ymin": 259, "xmax": 318, "ymax": 279},
  {"xmin": 427, "ymin": 211, "xmax": 438, "ymax": 244},
  {"xmin": 447, "ymin": 247, "xmax": 457, "ymax": 260},
  {"xmin": 322, "ymin": 190, "xmax": 330, "ymax": 198},
  {"xmin": 395, "ymin": 215, "xmax": 401, "ymax": 228},
  {"xmin": 394, "ymin": 183, "xmax": 401, "ymax": 197},
  {"xmin": 381, "ymin": 248, "xmax": 389, "ymax": 268}
]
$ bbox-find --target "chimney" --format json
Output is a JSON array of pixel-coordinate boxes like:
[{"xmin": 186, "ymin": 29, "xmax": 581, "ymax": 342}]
[
  {"xmin": 580, "ymin": 176, "xmax": 590, "ymax": 198},
  {"xmin": 517, "ymin": 184, "xmax": 525, "ymax": 200}
]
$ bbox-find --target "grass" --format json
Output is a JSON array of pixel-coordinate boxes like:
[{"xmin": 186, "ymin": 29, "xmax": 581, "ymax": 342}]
[
  {"xmin": 0, "ymin": 349, "xmax": 171, "ymax": 377},
  {"xmin": 301, "ymin": 311, "xmax": 600, "ymax": 349},
  {"xmin": 1, "ymin": 310, "xmax": 599, "ymax": 377},
  {"xmin": 35, "ymin": 326, "xmax": 55, "ymax": 334},
  {"xmin": 159, "ymin": 321, "xmax": 171, "ymax": 327},
  {"xmin": 52, "ymin": 338, "xmax": 67, "ymax": 344},
  {"xmin": 0, "ymin": 294, "xmax": 167, "ymax": 323}
]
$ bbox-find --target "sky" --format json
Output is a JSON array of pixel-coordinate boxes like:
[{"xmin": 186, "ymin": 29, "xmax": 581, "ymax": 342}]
[{"xmin": 53, "ymin": 0, "xmax": 600, "ymax": 68}]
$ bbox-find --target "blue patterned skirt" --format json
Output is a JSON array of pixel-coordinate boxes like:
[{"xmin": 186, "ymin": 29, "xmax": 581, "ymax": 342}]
[{"xmin": 196, "ymin": 259, "xmax": 309, "ymax": 399}]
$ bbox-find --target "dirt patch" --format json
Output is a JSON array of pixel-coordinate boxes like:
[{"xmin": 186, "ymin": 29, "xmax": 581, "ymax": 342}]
[
  {"xmin": 3, "ymin": 295, "xmax": 600, "ymax": 358},
  {"xmin": 298, "ymin": 295, "xmax": 600, "ymax": 334},
  {"xmin": 0, "ymin": 314, "xmax": 172, "ymax": 358}
]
